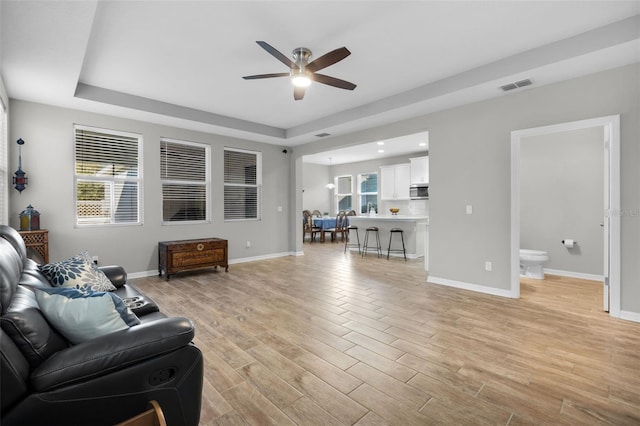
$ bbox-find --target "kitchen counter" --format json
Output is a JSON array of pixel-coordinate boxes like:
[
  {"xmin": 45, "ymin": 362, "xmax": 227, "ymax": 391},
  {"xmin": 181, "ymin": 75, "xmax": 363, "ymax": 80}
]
[
  {"xmin": 349, "ymin": 215, "xmax": 428, "ymax": 258},
  {"xmin": 350, "ymin": 214, "xmax": 428, "ymax": 221}
]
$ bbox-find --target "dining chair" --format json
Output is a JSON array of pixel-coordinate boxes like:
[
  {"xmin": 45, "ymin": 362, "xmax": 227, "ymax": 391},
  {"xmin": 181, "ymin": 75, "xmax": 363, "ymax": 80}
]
[
  {"xmin": 325, "ymin": 211, "xmax": 348, "ymax": 242},
  {"xmin": 347, "ymin": 210, "xmax": 357, "ymax": 216},
  {"xmin": 302, "ymin": 210, "xmax": 321, "ymax": 242}
]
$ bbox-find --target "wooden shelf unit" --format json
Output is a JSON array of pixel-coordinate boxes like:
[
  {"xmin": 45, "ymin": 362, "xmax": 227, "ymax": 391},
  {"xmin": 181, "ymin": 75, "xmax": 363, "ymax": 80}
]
[
  {"xmin": 158, "ymin": 237, "xmax": 228, "ymax": 280},
  {"xmin": 18, "ymin": 229, "xmax": 49, "ymax": 264}
]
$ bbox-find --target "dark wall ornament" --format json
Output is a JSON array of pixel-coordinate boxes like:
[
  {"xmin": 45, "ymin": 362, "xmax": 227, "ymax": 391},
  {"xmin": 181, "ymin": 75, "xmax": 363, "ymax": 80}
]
[{"xmin": 13, "ymin": 138, "xmax": 28, "ymax": 193}]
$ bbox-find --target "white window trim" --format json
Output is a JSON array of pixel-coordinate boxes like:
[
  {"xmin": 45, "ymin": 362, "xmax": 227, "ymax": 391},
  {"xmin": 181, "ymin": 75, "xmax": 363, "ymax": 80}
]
[
  {"xmin": 160, "ymin": 137, "xmax": 211, "ymax": 225},
  {"xmin": 0, "ymin": 98, "xmax": 7, "ymax": 225},
  {"xmin": 334, "ymin": 174, "xmax": 353, "ymax": 213},
  {"xmin": 224, "ymin": 147, "xmax": 262, "ymax": 221},
  {"xmin": 73, "ymin": 124, "xmax": 143, "ymax": 227},
  {"xmin": 358, "ymin": 172, "xmax": 378, "ymax": 214}
]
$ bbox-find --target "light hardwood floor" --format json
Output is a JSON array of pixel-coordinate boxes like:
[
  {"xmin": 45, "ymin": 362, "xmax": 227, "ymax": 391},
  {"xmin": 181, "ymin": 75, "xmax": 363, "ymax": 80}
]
[{"xmin": 132, "ymin": 242, "xmax": 640, "ymax": 425}]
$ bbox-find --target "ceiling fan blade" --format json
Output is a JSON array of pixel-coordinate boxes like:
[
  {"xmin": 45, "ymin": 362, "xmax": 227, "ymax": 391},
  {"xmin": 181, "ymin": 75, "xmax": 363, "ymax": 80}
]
[
  {"xmin": 294, "ymin": 86, "xmax": 305, "ymax": 101},
  {"xmin": 312, "ymin": 73, "xmax": 357, "ymax": 90},
  {"xmin": 242, "ymin": 72, "xmax": 290, "ymax": 80},
  {"xmin": 256, "ymin": 41, "xmax": 296, "ymax": 69},
  {"xmin": 306, "ymin": 47, "xmax": 351, "ymax": 72}
]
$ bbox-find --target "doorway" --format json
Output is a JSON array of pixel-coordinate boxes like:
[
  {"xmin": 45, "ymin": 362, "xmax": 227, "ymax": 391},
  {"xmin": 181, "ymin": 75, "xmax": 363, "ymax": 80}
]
[{"xmin": 510, "ymin": 115, "xmax": 620, "ymax": 316}]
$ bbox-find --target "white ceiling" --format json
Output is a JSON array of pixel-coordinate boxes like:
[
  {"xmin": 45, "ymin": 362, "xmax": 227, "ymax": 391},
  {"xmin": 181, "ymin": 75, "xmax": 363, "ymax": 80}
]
[{"xmin": 2, "ymin": 1, "xmax": 639, "ymax": 164}]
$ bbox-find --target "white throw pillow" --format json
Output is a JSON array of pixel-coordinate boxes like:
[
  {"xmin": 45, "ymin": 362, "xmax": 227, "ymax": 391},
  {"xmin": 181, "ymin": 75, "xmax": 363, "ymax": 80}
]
[{"xmin": 35, "ymin": 287, "xmax": 140, "ymax": 344}]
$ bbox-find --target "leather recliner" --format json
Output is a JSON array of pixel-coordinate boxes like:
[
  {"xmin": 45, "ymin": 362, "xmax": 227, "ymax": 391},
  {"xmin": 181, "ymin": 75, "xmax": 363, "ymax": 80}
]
[{"xmin": 0, "ymin": 225, "xmax": 203, "ymax": 425}]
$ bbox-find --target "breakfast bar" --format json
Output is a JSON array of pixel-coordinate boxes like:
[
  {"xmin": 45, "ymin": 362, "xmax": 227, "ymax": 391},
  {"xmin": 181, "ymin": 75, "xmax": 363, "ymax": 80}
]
[{"xmin": 347, "ymin": 215, "xmax": 428, "ymax": 259}]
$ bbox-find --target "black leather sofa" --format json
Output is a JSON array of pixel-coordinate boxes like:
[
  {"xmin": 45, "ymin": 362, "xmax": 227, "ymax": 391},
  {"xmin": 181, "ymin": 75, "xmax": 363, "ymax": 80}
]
[{"xmin": 0, "ymin": 225, "xmax": 203, "ymax": 425}]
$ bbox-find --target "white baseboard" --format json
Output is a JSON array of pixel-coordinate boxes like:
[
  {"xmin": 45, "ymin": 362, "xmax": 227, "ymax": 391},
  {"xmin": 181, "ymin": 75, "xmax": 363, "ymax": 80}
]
[
  {"xmin": 128, "ymin": 251, "xmax": 295, "ymax": 279},
  {"xmin": 619, "ymin": 310, "xmax": 640, "ymax": 323},
  {"xmin": 229, "ymin": 251, "xmax": 292, "ymax": 264},
  {"xmin": 428, "ymin": 276, "xmax": 518, "ymax": 299},
  {"xmin": 544, "ymin": 268, "xmax": 604, "ymax": 282}
]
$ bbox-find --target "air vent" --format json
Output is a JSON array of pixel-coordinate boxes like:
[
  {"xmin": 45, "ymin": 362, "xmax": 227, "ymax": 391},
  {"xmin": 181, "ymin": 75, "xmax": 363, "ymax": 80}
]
[
  {"xmin": 315, "ymin": 132, "xmax": 331, "ymax": 138},
  {"xmin": 500, "ymin": 79, "xmax": 533, "ymax": 91}
]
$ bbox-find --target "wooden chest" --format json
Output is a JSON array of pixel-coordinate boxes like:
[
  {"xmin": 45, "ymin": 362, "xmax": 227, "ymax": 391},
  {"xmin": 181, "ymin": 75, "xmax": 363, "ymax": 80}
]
[{"xmin": 158, "ymin": 238, "xmax": 228, "ymax": 280}]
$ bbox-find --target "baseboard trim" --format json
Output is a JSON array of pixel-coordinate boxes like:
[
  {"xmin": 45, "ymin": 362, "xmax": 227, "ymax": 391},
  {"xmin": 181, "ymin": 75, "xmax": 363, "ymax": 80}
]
[
  {"xmin": 544, "ymin": 268, "xmax": 604, "ymax": 282},
  {"xmin": 229, "ymin": 252, "xmax": 293, "ymax": 264},
  {"xmin": 619, "ymin": 310, "xmax": 640, "ymax": 323},
  {"xmin": 128, "ymin": 251, "xmax": 296, "ymax": 279},
  {"xmin": 428, "ymin": 276, "xmax": 518, "ymax": 299}
]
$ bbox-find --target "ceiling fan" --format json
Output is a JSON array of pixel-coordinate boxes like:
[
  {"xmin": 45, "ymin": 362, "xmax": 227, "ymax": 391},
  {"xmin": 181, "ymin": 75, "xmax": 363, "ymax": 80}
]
[{"xmin": 242, "ymin": 41, "xmax": 357, "ymax": 101}]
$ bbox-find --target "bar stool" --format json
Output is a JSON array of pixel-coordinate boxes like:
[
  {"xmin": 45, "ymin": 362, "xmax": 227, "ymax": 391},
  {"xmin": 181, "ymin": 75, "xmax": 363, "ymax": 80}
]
[
  {"xmin": 362, "ymin": 226, "xmax": 382, "ymax": 258},
  {"xmin": 387, "ymin": 227, "xmax": 407, "ymax": 260},
  {"xmin": 344, "ymin": 224, "xmax": 361, "ymax": 254}
]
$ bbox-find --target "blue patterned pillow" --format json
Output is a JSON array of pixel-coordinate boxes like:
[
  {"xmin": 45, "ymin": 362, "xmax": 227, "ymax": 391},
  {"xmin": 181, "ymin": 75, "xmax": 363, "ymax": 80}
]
[
  {"xmin": 38, "ymin": 251, "xmax": 117, "ymax": 292},
  {"xmin": 35, "ymin": 287, "xmax": 140, "ymax": 344}
]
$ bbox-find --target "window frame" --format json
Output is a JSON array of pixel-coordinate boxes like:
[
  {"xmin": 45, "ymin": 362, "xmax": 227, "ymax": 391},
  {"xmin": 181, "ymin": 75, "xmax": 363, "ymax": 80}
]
[
  {"xmin": 0, "ymin": 98, "xmax": 7, "ymax": 225},
  {"xmin": 334, "ymin": 174, "xmax": 353, "ymax": 213},
  {"xmin": 223, "ymin": 147, "xmax": 262, "ymax": 221},
  {"xmin": 73, "ymin": 124, "xmax": 143, "ymax": 227},
  {"xmin": 358, "ymin": 172, "xmax": 378, "ymax": 214},
  {"xmin": 160, "ymin": 137, "xmax": 211, "ymax": 225}
]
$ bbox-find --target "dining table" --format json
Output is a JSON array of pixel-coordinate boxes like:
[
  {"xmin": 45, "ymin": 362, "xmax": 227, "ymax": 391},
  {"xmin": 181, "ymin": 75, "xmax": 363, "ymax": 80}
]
[
  {"xmin": 313, "ymin": 216, "xmax": 334, "ymax": 242},
  {"xmin": 313, "ymin": 216, "xmax": 350, "ymax": 242}
]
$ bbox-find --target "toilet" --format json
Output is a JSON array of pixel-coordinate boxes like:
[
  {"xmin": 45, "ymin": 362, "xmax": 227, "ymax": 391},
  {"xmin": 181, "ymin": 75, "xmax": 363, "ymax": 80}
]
[{"xmin": 520, "ymin": 249, "xmax": 549, "ymax": 279}]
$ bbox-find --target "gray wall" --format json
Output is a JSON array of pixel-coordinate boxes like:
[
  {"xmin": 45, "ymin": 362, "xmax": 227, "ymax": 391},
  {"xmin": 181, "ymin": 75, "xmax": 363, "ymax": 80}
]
[
  {"xmin": 302, "ymin": 163, "xmax": 331, "ymax": 214},
  {"xmin": 8, "ymin": 100, "xmax": 292, "ymax": 274},
  {"xmin": 293, "ymin": 63, "xmax": 640, "ymax": 314},
  {"xmin": 7, "ymin": 64, "xmax": 640, "ymax": 316},
  {"xmin": 521, "ymin": 127, "xmax": 604, "ymax": 276}
]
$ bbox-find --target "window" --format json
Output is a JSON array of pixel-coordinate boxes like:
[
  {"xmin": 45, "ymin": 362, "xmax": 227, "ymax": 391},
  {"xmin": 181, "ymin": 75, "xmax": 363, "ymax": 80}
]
[
  {"xmin": 358, "ymin": 172, "xmax": 378, "ymax": 214},
  {"xmin": 0, "ymin": 99, "xmax": 7, "ymax": 225},
  {"xmin": 161, "ymin": 138, "xmax": 210, "ymax": 223},
  {"xmin": 224, "ymin": 147, "xmax": 261, "ymax": 220},
  {"xmin": 74, "ymin": 125, "xmax": 142, "ymax": 226},
  {"xmin": 335, "ymin": 175, "xmax": 352, "ymax": 212}
]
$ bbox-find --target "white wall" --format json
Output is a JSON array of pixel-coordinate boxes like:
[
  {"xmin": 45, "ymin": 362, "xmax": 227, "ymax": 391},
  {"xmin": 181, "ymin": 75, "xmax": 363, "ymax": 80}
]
[
  {"xmin": 521, "ymin": 127, "xmax": 604, "ymax": 276},
  {"xmin": 8, "ymin": 100, "xmax": 292, "ymax": 274},
  {"xmin": 302, "ymin": 163, "xmax": 331, "ymax": 214},
  {"xmin": 293, "ymin": 63, "xmax": 640, "ymax": 314}
]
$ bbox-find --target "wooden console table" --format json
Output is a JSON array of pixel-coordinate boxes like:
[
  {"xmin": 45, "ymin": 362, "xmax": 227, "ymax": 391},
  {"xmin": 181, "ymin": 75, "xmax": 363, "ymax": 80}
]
[
  {"xmin": 18, "ymin": 229, "xmax": 49, "ymax": 264},
  {"xmin": 158, "ymin": 238, "xmax": 228, "ymax": 280}
]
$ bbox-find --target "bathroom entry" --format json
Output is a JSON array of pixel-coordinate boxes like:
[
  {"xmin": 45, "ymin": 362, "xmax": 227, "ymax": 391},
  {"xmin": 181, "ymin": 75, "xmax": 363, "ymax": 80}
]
[
  {"xmin": 510, "ymin": 116, "xmax": 620, "ymax": 316},
  {"xmin": 520, "ymin": 127, "xmax": 604, "ymax": 280}
]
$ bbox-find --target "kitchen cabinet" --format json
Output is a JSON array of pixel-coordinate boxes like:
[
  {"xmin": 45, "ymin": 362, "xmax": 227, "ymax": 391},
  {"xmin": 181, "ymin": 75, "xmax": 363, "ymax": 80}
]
[
  {"xmin": 410, "ymin": 156, "xmax": 429, "ymax": 184},
  {"xmin": 380, "ymin": 163, "xmax": 410, "ymax": 200}
]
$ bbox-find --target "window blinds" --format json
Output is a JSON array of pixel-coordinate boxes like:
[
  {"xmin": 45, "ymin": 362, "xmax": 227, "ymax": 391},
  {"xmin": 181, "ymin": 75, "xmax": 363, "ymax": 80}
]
[
  {"xmin": 0, "ymin": 99, "xmax": 7, "ymax": 225},
  {"xmin": 74, "ymin": 125, "xmax": 142, "ymax": 225},
  {"xmin": 224, "ymin": 148, "xmax": 261, "ymax": 220},
  {"xmin": 160, "ymin": 139, "xmax": 209, "ymax": 222}
]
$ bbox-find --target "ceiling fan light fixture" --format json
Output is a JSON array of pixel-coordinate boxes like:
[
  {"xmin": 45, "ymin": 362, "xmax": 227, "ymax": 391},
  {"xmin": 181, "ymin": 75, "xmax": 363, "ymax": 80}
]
[{"xmin": 290, "ymin": 69, "xmax": 312, "ymax": 87}]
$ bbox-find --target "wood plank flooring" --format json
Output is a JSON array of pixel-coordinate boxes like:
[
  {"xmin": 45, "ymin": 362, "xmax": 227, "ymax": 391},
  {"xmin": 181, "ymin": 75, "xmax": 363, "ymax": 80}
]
[{"xmin": 131, "ymin": 242, "xmax": 640, "ymax": 425}]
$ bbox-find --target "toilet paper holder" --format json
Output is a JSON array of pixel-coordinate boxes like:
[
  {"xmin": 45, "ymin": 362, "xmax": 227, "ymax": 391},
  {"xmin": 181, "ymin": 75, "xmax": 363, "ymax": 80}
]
[{"xmin": 561, "ymin": 239, "xmax": 578, "ymax": 248}]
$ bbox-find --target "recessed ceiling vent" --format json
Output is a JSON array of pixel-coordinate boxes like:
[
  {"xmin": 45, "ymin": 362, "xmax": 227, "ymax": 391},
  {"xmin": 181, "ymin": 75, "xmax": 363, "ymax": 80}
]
[
  {"xmin": 500, "ymin": 79, "xmax": 533, "ymax": 91},
  {"xmin": 315, "ymin": 132, "xmax": 331, "ymax": 138}
]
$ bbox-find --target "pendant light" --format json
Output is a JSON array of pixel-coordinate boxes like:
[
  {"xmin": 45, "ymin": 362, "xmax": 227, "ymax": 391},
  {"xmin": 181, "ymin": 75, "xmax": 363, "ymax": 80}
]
[{"xmin": 325, "ymin": 157, "xmax": 335, "ymax": 190}]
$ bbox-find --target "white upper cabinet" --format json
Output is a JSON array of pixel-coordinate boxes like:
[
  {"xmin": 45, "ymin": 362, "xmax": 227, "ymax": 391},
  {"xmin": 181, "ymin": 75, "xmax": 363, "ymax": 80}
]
[
  {"xmin": 380, "ymin": 163, "xmax": 411, "ymax": 200},
  {"xmin": 410, "ymin": 156, "xmax": 429, "ymax": 184}
]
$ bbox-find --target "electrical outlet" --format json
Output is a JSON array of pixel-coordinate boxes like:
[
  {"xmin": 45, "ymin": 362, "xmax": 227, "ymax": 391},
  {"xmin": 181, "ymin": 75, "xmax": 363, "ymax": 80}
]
[
  {"xmin": 246, "ymin": 241, "xmax": 251, "ymax": 248},
  {"xmin": 485, "ymin": 261, "xmax": 492, "ymax": 271},
  {"xmin": 466, "ymin": 205, "xmax": 473, "ymax": 215}
]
